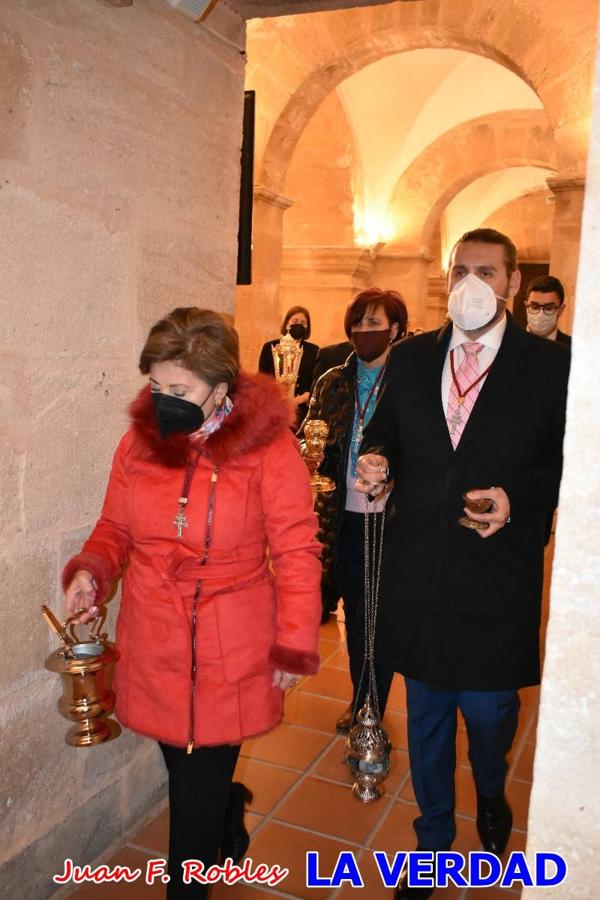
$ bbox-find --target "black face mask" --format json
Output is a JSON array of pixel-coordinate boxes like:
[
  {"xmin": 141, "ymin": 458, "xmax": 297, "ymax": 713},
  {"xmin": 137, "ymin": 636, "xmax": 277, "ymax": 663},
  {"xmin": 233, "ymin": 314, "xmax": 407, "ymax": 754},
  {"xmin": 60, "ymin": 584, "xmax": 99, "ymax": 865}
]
[
  {"xmin": 351, "ymin": 329, "xmax": 392, "ymax": 362},
  {"xmin": 152, "ymin": 392, "xmax": 206, "ymax": 438},
  {"xmin": 288, "ymin": 323, "xmax": 307, "ymax": 341}
]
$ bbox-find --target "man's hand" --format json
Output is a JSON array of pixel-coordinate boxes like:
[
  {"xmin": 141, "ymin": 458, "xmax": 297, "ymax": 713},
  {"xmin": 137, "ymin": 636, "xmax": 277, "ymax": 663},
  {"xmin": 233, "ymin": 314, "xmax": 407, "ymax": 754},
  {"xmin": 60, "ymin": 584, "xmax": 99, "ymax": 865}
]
[
  {"xmin": 464, "ymin": 487, "xmax": 511, "ymax": 539},
  {"xmin": 356, "ymin": 453, "xmax": 389, "ymax": 496}
]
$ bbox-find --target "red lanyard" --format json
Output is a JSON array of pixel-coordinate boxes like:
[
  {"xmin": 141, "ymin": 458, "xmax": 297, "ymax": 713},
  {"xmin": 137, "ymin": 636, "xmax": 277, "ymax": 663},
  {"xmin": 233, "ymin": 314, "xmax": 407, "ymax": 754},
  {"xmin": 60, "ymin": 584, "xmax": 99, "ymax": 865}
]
[
  {"xmin": 450, "ymin": 348, "xmax": 493, "ymax": 405},
  {"xmin": 354, "ymin": 365, "xmax": 386, "ymax": 426}
]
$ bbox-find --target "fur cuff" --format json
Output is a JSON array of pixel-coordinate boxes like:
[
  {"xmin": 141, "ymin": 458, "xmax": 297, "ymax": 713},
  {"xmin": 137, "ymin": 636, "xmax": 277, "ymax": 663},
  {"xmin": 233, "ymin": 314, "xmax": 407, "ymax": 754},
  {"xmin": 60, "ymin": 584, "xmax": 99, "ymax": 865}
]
[
  {"xmin": 61, "ymin": 553, "xmax": 113, "ymax": 602},
  {"xmin": 268, "ymin": 643, "xmax": 320, "ymax": 676}
]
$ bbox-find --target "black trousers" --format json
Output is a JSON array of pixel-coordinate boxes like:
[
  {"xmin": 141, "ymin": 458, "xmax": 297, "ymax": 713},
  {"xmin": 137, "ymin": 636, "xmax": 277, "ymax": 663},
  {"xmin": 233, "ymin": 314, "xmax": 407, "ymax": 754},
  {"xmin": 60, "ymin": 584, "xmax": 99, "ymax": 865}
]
[
  {"xmin": 159, "ymin": 742, "xmax": 241, "ymax": 900},
  {"xmin": 335, "ymin": 510, "xmax": 394, "ymax": 717}
]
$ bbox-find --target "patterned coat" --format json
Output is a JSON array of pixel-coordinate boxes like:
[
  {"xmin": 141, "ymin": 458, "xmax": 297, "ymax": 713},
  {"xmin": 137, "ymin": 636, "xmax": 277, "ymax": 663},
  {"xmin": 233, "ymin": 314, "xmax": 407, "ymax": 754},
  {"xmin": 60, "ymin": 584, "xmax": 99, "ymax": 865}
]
[{"xmin": 299, "ymin": 354, "xmax": 357, "ymax": 592}]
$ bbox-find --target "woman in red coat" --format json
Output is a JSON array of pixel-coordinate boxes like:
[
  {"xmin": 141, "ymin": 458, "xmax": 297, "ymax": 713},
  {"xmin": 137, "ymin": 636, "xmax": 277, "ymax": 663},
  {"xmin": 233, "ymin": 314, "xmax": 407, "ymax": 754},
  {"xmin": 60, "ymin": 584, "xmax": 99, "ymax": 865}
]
[{"xmin": 62, "ymin": 307, "xmax": 321, "ymax": 899}]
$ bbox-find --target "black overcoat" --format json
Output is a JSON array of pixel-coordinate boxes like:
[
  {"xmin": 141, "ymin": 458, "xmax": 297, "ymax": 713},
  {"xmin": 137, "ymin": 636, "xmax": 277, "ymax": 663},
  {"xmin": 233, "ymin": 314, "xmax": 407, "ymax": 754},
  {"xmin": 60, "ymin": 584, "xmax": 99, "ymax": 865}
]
[{"xmin": 361, "ymin": 314, "xmax": 570, "ymax": 691}]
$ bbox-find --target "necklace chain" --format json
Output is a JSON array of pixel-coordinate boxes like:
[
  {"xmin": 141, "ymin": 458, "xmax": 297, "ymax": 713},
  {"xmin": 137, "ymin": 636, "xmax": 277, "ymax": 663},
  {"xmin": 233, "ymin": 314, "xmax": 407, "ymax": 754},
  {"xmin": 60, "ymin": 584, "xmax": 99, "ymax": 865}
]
[
  {"xmin": 173, "ymin": 450, "xmax": 201, "ymax": 538},
  {"xmin": 449, "ymin": 347, "xmax": 493, "ymax": 404}
]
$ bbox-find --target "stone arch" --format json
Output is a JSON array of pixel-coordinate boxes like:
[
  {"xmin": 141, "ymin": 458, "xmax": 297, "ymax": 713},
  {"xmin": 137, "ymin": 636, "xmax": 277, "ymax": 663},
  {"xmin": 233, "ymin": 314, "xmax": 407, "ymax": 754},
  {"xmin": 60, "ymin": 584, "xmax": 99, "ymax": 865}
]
[
  {"xmin": 260, "ymin": 29, "xmax": 542, "ymax": 193},
  {"xmin": 239, "ymin": 0, "xmax": 592, "ymax": 359},
  {"xmin": 421, "ymin": 161, "xmax": 556, "ymax": 256},
  {"xmin": 256, "ymin": 0, "xmax": 593, "ymax": 195},
  {"xmin": 382, "ymin": 109, "xmax": 556, "ymax": 252}
]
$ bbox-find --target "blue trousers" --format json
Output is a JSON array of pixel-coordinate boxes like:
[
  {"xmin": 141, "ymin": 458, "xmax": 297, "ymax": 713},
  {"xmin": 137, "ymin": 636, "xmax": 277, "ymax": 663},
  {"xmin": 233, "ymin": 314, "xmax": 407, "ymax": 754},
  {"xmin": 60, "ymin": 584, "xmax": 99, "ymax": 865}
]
[{"xmin": 405, "ymin": 678, "xmax": 520, "ymax": 850}]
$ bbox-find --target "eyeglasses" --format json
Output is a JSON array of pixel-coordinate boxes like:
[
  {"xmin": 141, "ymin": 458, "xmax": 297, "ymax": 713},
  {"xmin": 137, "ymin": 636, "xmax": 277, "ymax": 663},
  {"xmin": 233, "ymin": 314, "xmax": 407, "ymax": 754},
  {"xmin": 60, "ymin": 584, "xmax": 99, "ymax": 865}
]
[{"xmin": 525, "ymin": 302, "xmax": 561, "ymax": 314}]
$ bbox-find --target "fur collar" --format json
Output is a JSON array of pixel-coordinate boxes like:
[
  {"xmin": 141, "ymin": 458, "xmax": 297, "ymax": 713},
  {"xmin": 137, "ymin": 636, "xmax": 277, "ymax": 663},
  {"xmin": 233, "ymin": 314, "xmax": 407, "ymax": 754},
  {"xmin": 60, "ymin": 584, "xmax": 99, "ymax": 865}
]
[{"xmin": 129, "ymin": 372, "xmax": 295, "ymax": 468}]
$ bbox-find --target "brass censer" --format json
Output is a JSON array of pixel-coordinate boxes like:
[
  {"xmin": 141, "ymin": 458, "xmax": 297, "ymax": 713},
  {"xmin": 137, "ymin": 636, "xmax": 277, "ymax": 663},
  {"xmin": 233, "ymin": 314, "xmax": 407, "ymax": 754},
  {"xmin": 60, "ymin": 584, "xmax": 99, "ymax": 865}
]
[{"xmin": 42, "ymin": 605, "xmax": 121, "ymax": 747}]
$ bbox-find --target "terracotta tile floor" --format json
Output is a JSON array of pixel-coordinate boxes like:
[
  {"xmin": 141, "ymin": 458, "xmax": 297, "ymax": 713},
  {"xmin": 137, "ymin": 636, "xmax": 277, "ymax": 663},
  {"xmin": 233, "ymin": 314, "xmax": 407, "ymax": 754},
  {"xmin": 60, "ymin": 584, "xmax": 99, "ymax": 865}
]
[
  {"xmin": 65, "ymin": 540, "xmax": 560, "ymax": 900},
  {"xmin": 64, "ymin": 607, "xmax": 542, "ymax": 899}
]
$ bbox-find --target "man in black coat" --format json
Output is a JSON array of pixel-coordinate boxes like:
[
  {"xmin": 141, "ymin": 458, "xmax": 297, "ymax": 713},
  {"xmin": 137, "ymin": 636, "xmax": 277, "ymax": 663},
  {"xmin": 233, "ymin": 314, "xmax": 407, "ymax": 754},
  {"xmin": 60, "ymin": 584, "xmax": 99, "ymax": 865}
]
[
  {"xmin": 525, "ymin": 274, "xmax": 572, "ymax": 347},
  {"xmin": 357, "ymin": 229, "xmax": 570, "ymax": 899},
  {"xmin": 310, "ymin": 340, "xmax": 353, "ymax": 389}
]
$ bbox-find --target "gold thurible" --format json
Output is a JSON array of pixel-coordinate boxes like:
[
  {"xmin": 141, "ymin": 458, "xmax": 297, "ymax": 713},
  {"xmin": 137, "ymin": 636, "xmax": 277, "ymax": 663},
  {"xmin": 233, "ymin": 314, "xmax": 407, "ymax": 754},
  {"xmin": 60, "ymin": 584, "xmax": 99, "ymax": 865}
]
[
  {"xmin": 271, "ymin": 328, "xmax": 303, "ymax": 403},
  {"xmin": 302, "ymin": 419, "xmax": 336, "ymax": 501}
]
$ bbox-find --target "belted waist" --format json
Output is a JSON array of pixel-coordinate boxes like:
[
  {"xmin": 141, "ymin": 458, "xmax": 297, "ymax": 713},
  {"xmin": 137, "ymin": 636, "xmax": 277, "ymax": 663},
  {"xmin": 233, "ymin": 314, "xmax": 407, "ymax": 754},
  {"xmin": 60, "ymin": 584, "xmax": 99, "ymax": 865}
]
[{"xmin": 130, "ymin": 543, "xmax": 270, "ymax": 597}]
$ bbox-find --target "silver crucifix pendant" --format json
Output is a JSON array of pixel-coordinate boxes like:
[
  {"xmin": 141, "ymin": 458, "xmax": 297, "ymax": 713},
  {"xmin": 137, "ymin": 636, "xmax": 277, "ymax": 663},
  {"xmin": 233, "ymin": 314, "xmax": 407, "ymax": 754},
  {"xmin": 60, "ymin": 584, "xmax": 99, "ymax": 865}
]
[
  {"xmin": 173, "ymin": 507, "xmax": 188, "ymax": 539},
  {"xmin": 448, "ymin": 410, "xmax": 462, "ymax": 435}
]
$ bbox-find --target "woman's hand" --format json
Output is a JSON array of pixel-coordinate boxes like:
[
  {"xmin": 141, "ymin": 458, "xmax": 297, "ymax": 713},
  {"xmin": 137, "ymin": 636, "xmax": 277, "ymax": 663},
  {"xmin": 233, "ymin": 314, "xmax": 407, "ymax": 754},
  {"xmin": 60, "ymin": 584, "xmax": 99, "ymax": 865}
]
[
  {"xmin": 64, "ymin": 570, "xmax": 100, "ymax": 624},
  {"xmin": 356, "ymin": 453, "xmax": 390, "ymax": 496},
  {"xmin": 294, "ymin": 391, "xmax": 310, "ymax": 406},
  {"xmin": 272, "ymin": 670, "xmax": 302, "ymax": 690}
]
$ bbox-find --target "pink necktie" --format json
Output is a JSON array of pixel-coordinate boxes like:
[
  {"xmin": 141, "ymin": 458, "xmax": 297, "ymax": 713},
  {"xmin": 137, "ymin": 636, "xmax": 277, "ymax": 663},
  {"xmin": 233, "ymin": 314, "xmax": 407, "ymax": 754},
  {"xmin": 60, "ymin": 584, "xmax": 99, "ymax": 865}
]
[{"xmin": 446, "ymin": 341, "xmax": 484, "ymax": 449}]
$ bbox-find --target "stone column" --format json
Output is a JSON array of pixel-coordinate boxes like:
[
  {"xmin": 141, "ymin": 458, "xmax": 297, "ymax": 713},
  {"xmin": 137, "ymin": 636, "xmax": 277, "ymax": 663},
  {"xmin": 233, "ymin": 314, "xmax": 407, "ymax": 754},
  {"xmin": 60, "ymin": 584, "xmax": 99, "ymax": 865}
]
[
  {"xmin": 235, "ymin": 185, "xmax": 293, "ymax": 370},
  {"xmin": 370, "ymin": 251, "xmax": 433, "ymax": 330},
  {"xmin": 279, "ymin": 246, "xmax": 376, "ymax": 346},
  {"xmin": 425, "ymin": 275, "xmax": 448, "ymax": 332},
  {"xmin": 546, "ymin": 176, "xmax": 586, "ymax": 335}
]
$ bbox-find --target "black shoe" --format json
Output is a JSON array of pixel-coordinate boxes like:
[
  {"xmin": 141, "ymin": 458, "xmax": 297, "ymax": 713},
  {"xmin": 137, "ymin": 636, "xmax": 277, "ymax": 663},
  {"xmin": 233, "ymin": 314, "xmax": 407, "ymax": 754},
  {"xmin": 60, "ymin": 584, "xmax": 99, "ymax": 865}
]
[
  {"xmin": 394, "ymin": 865, "xmax": 434, "ymax": 899},
  {"xmin": 335, "ymin": 706, "xmax": 354, "ymax": 735},
  {"xmin": 220, "ymin": 782, "xmax": 253, "ymax": 863},
  {"xmin": 476, "ymin": 792, "xmax": 512, "ymax": 855}
]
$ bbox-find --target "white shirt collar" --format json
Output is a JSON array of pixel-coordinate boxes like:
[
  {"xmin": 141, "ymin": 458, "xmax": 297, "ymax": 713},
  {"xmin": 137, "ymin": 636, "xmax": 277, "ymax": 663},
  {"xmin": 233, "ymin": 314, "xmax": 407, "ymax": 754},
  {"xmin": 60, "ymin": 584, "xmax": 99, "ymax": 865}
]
[{"xmin": 449, "ymin": 312, "xmax": 507, "ymax": 352}]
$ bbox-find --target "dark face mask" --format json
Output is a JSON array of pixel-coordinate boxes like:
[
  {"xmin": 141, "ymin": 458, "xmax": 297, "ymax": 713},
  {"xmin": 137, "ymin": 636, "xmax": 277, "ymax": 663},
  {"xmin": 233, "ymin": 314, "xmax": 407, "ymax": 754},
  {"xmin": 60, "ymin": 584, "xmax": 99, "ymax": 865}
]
[
  {"xmin": 288, "ymin": 323, "xmax": 307, "ymax": 341},
  {"xmin": 351, "ymin": 329, "xmax": 392, "ymax": 362},
  {"xmin": 152, "ymin": 392, "xmax": 206, "ymax": 438}
]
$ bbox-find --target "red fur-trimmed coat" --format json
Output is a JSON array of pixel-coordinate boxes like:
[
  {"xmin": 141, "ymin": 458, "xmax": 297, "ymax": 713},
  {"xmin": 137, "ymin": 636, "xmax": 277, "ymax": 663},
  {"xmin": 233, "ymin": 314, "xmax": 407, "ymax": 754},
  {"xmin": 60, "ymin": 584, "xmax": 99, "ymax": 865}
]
[{"xmin": 62, "ymin": 374, "xmax": 322, "ymax": 748}]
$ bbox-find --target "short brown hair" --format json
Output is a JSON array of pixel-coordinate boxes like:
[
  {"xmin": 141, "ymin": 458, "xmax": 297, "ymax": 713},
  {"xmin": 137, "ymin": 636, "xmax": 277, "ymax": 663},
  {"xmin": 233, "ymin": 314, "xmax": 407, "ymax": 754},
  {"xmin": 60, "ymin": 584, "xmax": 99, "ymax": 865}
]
[
  {"xmin": 139, "ymin": 307, "xmax": 240, "ymax": 387},
  {"xmin": 344, "ymin": 288, "xmax": 408, "ymax": 343},
  {"xmin": 280, "ymin": 305, "xmax": 312, "ymax": 340},
  {"xmin": 454, "ymin": 228, "xmax": 517, "ymax": 275}
]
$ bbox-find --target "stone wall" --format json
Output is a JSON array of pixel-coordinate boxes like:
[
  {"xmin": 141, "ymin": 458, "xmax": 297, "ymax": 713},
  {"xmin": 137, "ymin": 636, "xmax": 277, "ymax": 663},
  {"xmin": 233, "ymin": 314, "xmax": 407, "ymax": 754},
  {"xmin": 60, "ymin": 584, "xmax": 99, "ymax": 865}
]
[
  {"xmin": 0, "ymin": 2, "xmax": 246, "ymax": 897},
  {"xmin": 482, "ymin": 190, "xmax": 554, "ymax": 262},
  {"xmin": 522, "ymin": 10, "xmax": 600, "ymax": 897}
]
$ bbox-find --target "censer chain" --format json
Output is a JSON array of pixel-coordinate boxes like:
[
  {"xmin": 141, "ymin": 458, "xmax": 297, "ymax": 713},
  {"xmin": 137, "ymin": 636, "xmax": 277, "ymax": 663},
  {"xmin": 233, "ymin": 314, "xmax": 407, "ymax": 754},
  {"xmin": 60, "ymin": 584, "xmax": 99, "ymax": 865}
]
[{"xmin": 353, "ymin": 495, "xmax": 385, "ymax": 723}]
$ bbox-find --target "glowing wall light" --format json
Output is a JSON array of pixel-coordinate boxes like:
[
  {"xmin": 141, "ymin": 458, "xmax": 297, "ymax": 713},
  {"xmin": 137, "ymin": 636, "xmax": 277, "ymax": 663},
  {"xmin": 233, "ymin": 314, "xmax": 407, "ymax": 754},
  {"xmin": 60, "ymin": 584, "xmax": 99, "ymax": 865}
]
[{"xmin": 353, "ymin": 201, "xmax": 394, "ymax": 247}]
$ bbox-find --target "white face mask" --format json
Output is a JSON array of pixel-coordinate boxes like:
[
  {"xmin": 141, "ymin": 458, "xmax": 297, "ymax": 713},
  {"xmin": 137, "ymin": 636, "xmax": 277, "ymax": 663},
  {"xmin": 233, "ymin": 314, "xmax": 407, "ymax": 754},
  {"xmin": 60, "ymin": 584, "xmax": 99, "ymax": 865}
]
[
  {"xmin": 448, "ymin": 273, "xmax": 498, "ymax": 332},
  {"xmin": 527, "ymin": 308, "xmax": 559, "ymax": 337}
]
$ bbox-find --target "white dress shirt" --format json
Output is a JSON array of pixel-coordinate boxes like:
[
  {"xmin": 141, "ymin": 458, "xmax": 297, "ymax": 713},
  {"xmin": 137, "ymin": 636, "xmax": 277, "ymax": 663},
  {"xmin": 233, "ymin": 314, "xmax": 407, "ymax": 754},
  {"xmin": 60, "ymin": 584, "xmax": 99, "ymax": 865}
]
[{"xmin": 441, "ymin": 313, "xmax": 507, "ymax": 411}]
